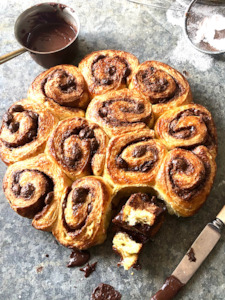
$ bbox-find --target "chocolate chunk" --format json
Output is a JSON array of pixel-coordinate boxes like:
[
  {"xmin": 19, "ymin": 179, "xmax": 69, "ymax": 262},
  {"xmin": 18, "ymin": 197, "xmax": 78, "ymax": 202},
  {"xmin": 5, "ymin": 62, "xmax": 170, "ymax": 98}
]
[
  {"xmin": 67, "ymin": 249, "xmax": 90, "ymax": 267},
  {"xmin": 28, "ymin": 111, "xmax": 38, "ymax": 120},
  {"xmin": 90, "ymin": 138, "xmax": 99, "ymax": 155},
  {"xmin": 80, "ymin": 262, "xmax": 97, "ymax": 278},
  {"xmin": 99, "ymin": 107, "xmax": 108, "ymax": 118},
  {"xmin": 108, "ymin": 66, "xmax": 116, "ymax": 75},
  {"xmin": 20, "ymin": 183, "xmax": 35, "ymax": 198},
  {"xmin": 132, "ymin": 145, "xmax": 147, "ymax": 158},
  {"xmin": 12, "ymin": 183, "xmax": 21, "ymax": 196},
  {"xmin": 71, "ymin": 145, "xmax": 82, "ymax": 161},
  {"xmin": 79, "ymin": 127, "xmax": 94, "ymax": 139},
  {"xmin": 8, "ymin": 122, "xmax": 19, "ymax": 133},
  {"xmin": 116, "ymin": 157, "xmax": 128, "ymax": 169},
  {"xmin": 3, "ymin": 112, "xmax": 13, "ymax": 125},
  {"xmin": 123, "ymin": 67, "xmax": 131, "ymax": 78},
  {"xmin": 91, "ymin": 283, "xmax": 122, "ymax": 300},
  {"xmin": 101, "ymin": 78, "xmax": 113, "ymax": 85},
  {"xmin": 27, "ymin": 129, "xmax": 37, "ymax": 140},
  {"xmin": 44, "ymin": 191, "xmax": 54, "ymax": 205},
  {"xmin": 72, "ymin": 187, "xmax": 89, "ymax": 204},
  {"xmin": 11, "ymin": 104, "xmax": 24, "ymax": 113},
  {"xmin": 87, "ymin": 203, "xmax": 93, "ymax": 214},
  {"xmin": 141, "ymin": 161, "xmax": 153, "ymax": 172}
]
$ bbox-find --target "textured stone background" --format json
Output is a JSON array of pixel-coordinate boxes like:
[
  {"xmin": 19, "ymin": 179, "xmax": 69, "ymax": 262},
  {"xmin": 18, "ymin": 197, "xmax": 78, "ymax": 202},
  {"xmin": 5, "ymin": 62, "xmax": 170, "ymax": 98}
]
[{"xmin": 0, "ymin": 1, "xmax": 225, "ymax": 299}]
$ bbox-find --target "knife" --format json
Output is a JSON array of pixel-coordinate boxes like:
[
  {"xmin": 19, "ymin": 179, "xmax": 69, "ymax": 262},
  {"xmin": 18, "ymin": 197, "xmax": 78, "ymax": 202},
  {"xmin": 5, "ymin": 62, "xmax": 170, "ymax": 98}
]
[{"xmin": 150, "ymin": 205, "xmax": 225, "ymax": 300}]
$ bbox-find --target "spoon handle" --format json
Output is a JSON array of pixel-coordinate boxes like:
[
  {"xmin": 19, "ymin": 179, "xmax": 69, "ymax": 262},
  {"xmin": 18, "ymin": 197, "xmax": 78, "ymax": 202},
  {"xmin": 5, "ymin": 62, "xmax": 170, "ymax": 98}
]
[{"xmin": 0, "ymin": 48, "xmax": 27, "ymax": 65}]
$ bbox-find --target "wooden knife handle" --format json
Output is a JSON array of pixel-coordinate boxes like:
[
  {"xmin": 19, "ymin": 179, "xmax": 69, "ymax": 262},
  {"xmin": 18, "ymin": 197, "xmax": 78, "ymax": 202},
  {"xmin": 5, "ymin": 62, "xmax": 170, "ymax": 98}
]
[
  {"xmin": 217, "ymin": 205, "xmax": 225, "ymax": 224},
  {"xmin": 150, "ymin": 276, "xmax": 184, "ymax": 300}
]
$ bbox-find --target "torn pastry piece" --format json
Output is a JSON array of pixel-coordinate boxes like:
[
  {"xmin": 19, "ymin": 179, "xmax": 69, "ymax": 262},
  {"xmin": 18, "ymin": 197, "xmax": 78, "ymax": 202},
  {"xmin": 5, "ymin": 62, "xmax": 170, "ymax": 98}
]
[{"xmin": 112, "ymin": 193, "xmax": 166, "ymax": 270}]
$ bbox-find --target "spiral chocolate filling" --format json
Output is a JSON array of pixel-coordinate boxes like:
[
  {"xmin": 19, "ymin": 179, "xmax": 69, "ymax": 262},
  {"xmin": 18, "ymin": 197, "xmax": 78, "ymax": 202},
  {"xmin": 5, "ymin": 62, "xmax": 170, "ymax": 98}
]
[
  {"xmin": 168, "ymin": 155, "xmax": 211, "ymax": 201},
  {"xmin": 60, "ymin": 125, "xmax": 99, "ymax": 170},
  {"xmin": 91, "ymin": 55, "xmax": 131, "ymax": 85},
  {"xmin": 2, "ymin": 105, "xmax": 39, "ymax": 148},
  {"xmin": 98, "ymin": 98, "xmax": 150, "ymax": 127},
  {"xmin": 11, "ymin": 169, "xmax": 54, "ymax": 218},
  {"xmin": 62, "ymin": 187, "xmax": 93, "ymax": 234},
  {"xmin": 41, "ymin": 69, "xmax": 81, "ymax": 107},
  {"xmin": 168, "ymin": 108, "xmax": 215, "ymax": 148},
  {"xmin": 116, "ymin": 137, "xmax": 159, "ymax": 172},
  {"xmin": 136, "ymin": 68, "xmax": 183, "ymax": 104}
]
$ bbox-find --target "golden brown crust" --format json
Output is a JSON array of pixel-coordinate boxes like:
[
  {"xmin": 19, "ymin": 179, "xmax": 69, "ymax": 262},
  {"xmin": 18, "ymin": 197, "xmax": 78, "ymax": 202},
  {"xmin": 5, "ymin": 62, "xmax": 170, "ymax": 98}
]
[
  {"xmin": 27, "ymin": 65, "xmax": 88, "ymax": 120},
  {"xmin": 79, "ymin": 50, "xmax": 139, "ymax": 98},
  {"xmin": 155, "ymin": 103, "xmax": 218, "ymax": 158},
  {"xmin": 104, "ymin": 129, "xmax": 167, "ymax": 187},
  {"xmin": 129, "ymin": 61, "xmax": 193, "ymax": 118},
  {"xmin": 3, "ymin": 154, "xmax": 71, "ymax": 231},
  {"xmin": 86, "ymin": 88, "xmax": 154, "ymax": 138},
  {"xmin": 46, "ymin": 117, "xmax": 108, "ymax": 180},
  {"xmin": 52, "ymin": 176, "xmax": 112, "ymax": 250},
  {"xmin": 155, "ymin": 146, "xmax": 216, "ymax": 217},
  {"xmin": 0, "ymin": 99, "xmax": 58, "ymax": 165}
]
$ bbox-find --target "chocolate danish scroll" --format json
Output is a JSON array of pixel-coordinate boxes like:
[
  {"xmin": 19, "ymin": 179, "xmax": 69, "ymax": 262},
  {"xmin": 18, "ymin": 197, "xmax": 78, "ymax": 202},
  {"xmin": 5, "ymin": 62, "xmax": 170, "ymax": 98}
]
[
  {"xmin": 52, "ymin": 176, "xmax": 112, "ymax": 250},
  {"xmin": 0, "ymin": 100, "xmax": 58, "ymax": 165},
  {"xmin": 155, "ymin": 146, "xmax": 216, "ymax": 217},
  {"xmin": 155, "ymin": 104, "xmax": 218, "ymax": 158},
  {"xmin": 27, "ymin": 65, "xmax": 88, "ymax": 120},
  {"xmin": 46, "ymin": 117, "xmax": 108, "ymax": 180},
  {"xmin": 104, "ymin": 130, "xmax": 167, "ymax": 186},
  {"xmin": 79, "ymin": 50, "xmax": 139, "ymax": 98},
  {"xmin": 86, "ymin": 89, "xmax": 154, "ymax": 138},
  {"xmin": 129, "ymin": 61, "xmax": 192, "ymax": 118},
  {"xmin": 3, "ymin": 154, "xmax": 71, "ymax": 231}
]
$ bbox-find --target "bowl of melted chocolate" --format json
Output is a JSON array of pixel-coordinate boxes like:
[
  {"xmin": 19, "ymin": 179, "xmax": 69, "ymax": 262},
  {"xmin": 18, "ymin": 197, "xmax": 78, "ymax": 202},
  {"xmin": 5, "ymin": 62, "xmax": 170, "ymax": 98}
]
[{"xmin": 14, "ymin": 2, "xmax": 80, "ymax": 68}]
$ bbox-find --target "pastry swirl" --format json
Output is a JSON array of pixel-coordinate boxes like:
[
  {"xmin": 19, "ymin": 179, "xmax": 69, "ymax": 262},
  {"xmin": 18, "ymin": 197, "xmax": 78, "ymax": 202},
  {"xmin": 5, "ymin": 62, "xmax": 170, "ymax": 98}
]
[
  {"xmin": 155, "ymin": 146, "xmax": 216, "ymax": 217},
  {"xmin": 104, "ymin": 130, "xmax": 167, "ymax": 186},
  {"xmin": 46, "ymin": 117, "xmax": 108, "ymax": 180},
  {"xmin": 155, "ymin": 104, "xmax": 218, "ymax": 158},
  {"xmin": 129, "ymin": 61, "xmax": 192, "ymax": 118},
  {"xmin": 52, "ymin": 176, "xmax": 112, "ymax": 250},
  {"xmin": 86, "ymin": 89, "xmax": 154, "ymax": 138},
  {"xmin": 3, "ymin": 154, "xmax": 70, "ymax": 231},
  {"xmin": 27, "ymin": 65, "xmax": 88, "ymax": 119},
  {"xmin": 0, "ymin": 100, "xmax": 58, "ymax": 165},
  {"xmin": 79, "ymin": 50, "xmax": 139, "ymax": 98}
]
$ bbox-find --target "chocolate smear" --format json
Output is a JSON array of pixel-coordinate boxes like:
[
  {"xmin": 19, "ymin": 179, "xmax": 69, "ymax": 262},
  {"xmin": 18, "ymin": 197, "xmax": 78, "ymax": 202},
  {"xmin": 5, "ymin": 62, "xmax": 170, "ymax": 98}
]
[
  {"xmin": 91, "ymin": 283, "xmax": 122, "ymax": 300},
  {"xmin": 80, "ymin": 262, "xmax": 97, "ymax": 278},
  {"xmin": 187, "ymin": 247, "xmax": 196, "ymax": 262},
  {"xmin": 67, "ymin": 249, "xmax": 90, "ymax": 267}
]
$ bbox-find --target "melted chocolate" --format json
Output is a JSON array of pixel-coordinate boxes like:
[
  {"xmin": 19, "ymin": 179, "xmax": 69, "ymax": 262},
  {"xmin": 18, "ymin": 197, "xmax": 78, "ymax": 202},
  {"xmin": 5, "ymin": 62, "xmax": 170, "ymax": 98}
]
[
  {"xmin": 80, "ymin": 262, "xmax": 97, "ymax": 278},
  {"xmin": 187, "ymin": 247, "xmax": 196, "ymax": 262},
  {"xmin": 91, "ymin": 283, "xmax": 122, "ymax": 300},
  {"xmin": 24, "ymin": 13, "xmax": 77, "ymax": 52},
  {"xmin": 67, "ymin": 249, "xmax": 90, "ymax": 267},
  {"xmin": 151, "ymin": 276, "xmax": 184, "ymax": 300}
]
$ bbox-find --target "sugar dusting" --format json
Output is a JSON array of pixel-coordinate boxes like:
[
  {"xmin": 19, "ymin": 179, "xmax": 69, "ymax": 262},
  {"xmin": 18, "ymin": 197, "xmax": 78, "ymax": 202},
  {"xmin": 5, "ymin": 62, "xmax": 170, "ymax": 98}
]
[{"xmin": 166, "ymin": 0, "xmax": 213, "ymax": 71}]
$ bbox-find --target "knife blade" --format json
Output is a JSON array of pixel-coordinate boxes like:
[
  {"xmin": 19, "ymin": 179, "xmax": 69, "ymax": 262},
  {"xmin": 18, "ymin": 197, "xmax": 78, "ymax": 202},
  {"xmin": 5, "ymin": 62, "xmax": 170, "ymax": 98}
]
[{"xmin": 150, "ymin": 205, "xmax": 225, "ymax": 300}]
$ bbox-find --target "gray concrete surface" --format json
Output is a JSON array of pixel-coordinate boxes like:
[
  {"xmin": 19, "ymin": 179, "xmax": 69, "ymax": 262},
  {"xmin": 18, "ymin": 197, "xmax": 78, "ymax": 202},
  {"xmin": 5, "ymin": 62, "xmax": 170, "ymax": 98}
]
[{"xmin": 0, "ymin": 0, "xmax": 225, "ymax": 299}]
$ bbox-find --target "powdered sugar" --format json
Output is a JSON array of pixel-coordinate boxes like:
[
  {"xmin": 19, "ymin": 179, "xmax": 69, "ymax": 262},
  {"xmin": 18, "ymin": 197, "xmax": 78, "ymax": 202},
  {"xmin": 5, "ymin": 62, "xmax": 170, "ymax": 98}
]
[
  {"xmin": 166, "ymin": 0, "xmax": 214, "ymax": 71},
  {"xmin": 194, "ymin": 14, "xmax": 225, "ymax": 51}
]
